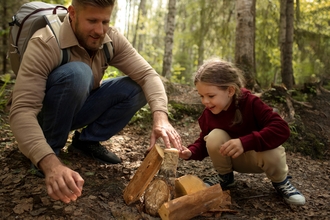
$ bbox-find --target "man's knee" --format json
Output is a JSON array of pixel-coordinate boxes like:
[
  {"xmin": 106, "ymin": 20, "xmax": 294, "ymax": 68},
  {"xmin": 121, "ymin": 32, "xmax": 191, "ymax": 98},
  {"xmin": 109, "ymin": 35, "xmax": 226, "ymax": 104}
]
[{"xmin": 51, "ymin": 61, "xmax": 93, "ymax": 89}]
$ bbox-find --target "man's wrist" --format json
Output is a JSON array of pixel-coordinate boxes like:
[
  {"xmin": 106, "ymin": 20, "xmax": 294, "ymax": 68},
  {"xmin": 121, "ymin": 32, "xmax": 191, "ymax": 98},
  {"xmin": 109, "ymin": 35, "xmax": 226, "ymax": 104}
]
[
  {"xmin": 152, "ymin": 110, "xmax": 168, "ymax": 118},
  {"xmin": 38, "ymin": 153, "xmax": 61, "ymax": 173}
]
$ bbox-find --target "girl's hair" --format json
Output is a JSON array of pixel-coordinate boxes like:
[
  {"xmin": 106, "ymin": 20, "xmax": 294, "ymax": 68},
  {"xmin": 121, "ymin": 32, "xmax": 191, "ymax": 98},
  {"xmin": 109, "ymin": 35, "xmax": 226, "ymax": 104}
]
[
  {"xmin": 194, "ymin": 57, "xmax": 246, "ymax": 125},
  {"xmin": 72, "ymin": 0, "xmax": 115, "ymax": 8}
]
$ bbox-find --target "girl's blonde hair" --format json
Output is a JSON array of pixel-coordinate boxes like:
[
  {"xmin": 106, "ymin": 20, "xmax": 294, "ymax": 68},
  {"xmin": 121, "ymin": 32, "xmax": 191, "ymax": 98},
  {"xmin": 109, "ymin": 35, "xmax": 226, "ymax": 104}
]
[{"xmin": 194, "ymin": 57, "xmax": 246, "ymax": 125}]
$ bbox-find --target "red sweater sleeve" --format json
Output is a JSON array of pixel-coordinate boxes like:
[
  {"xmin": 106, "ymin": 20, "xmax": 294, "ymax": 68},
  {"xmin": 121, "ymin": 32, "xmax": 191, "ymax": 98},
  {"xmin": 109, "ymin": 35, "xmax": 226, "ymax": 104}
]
[{"xmin": 238, "ymin": 94, "xmax": 290, "ymax": 152}]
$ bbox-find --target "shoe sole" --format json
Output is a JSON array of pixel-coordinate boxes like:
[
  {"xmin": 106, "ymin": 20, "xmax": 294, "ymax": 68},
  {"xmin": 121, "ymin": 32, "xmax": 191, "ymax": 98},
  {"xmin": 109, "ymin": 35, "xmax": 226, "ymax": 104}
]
[{"xmin": 68, "ymin": 144, "xmax": 121, "ymax": 164}]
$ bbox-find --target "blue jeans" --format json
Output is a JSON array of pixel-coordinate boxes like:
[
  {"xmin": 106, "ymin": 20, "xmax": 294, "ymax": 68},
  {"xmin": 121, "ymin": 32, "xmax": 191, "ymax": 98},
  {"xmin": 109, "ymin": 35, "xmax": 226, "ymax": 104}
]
[{"xmin": 38, "ymin": 61, "xmax": 147, "ymax": 154}]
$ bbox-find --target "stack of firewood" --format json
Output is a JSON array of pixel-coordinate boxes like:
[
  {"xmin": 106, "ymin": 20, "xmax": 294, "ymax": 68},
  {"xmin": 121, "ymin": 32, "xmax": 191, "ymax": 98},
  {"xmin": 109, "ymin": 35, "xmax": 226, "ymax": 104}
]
[{"xmin": 123, "ymin": 145, "xmax": 233, "ymax": 220}]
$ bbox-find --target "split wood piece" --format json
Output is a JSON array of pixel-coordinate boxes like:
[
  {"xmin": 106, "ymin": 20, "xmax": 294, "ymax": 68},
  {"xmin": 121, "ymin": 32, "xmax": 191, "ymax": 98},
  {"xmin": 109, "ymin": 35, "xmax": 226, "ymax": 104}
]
[
  {"xmin": 158, "ymin": 184, "xmax": 223, "ymax": 220},
  {"xmin": 144, "ymin": 148, "xmax": 179, "ymax": 216},
  {"xmin": 158, "ymin": 148, "xmax": 179, "ymax": 199},
  {"xmin": 174, "ymin": 174, "xmax": 207, "ymax": 198},
  {"xmin": 144, "ymin": 178, "xmax": 170, "ymax": 216},
  {"xmin": 123, "ymin": 144, "xmax": 164, "ymax": 205},
  {"xmin": 158, "ymin": 148, "xmax": 180, "ymax": 178},
  {"xmin": 201, "ymin": 190, "xmax": 235, "ymax": 218}
]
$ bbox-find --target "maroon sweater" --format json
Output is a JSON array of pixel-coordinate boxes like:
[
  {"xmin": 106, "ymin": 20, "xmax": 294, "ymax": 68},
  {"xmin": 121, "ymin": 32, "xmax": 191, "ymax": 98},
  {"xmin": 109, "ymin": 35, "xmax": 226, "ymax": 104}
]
[{"xmin": 188, "ymin": 89, "xmax": 290, "ymax": 161}]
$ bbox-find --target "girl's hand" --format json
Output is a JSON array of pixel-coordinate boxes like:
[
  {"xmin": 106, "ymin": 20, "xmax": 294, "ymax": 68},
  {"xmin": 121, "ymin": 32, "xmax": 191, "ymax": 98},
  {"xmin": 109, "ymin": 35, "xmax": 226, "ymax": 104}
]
[
  {"xmin": 179, "ymin": 146, "xmax": 192, "ymax": 160},
  {"xmin": 219, "ymin": 138, "xmax": 244, "ymax": 158}
]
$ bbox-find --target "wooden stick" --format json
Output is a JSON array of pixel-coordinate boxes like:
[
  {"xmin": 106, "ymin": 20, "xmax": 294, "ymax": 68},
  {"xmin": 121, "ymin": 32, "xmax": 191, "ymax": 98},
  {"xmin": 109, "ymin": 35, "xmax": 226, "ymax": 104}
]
[{"xmin": 123, "ymin": 145, "xmax": 164, "ymax": 205}]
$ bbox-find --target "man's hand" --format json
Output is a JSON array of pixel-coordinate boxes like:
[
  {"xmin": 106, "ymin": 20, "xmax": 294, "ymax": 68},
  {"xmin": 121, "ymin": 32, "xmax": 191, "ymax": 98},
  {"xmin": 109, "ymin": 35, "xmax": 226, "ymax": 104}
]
[
  {"xmin": 39, "ymin": 154, "xmax": 84, "ymax": 203},
  {"xmin": 219, "ymin": 138, "xmax": 244, "ymax": 159},
  {"xmin": 149, "ymin": 111, "xmax": 183, "ymax": 151}
]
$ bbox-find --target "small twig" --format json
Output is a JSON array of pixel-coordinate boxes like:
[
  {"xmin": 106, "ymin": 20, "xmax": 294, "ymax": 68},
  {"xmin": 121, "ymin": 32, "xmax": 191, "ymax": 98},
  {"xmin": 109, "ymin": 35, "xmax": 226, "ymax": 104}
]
[{"xmin": 236, "ymin": 194, "xmax": 271, "ymax": 201}]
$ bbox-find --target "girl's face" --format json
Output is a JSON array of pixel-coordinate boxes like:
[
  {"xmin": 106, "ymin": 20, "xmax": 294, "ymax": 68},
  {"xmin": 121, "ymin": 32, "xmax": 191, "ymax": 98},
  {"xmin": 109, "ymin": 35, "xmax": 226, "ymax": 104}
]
[{"xmin": 196, "ymin": 82, "xmax": 234, "ymax": 114}]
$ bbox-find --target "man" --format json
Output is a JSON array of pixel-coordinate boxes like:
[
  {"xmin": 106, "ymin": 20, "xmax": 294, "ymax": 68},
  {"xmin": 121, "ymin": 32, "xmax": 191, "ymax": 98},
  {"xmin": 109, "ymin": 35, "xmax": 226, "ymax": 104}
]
[{"xmin": 9, "ymin": 0, "xmax": 182, "ymax": 204}]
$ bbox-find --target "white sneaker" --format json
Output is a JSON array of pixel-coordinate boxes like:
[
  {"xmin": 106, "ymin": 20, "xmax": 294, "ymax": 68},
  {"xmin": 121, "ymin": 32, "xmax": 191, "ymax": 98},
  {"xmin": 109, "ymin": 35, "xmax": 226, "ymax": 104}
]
[{"xmin": 272, "ymin": 176, "xmax": 306, "ymax": 206}]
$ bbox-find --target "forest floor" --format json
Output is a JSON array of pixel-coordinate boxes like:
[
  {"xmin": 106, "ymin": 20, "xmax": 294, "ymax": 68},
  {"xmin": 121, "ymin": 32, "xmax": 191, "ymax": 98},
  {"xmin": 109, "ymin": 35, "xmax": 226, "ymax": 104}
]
[{"xmin": 0, "ymin": 83, "xmax": 330, "ymax": 220}]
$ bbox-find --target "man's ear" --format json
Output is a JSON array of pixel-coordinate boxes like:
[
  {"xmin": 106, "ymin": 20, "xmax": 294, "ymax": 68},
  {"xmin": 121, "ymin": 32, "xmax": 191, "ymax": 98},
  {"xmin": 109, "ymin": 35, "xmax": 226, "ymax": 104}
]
[{"xmin": 68, "ymin": 5, "xmax": 75, "ymax": 20}]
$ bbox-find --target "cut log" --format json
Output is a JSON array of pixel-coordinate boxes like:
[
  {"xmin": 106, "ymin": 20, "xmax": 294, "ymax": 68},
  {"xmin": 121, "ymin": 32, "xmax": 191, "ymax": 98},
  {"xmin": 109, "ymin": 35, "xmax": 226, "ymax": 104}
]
[
  {"xmin": 174, "ymin": 175, "xmax": 207, "ymax": 198},
  {"xmin": 158, "ymin": 184, "xmax": 223, "ymax": 220},
  {"xmin": 144, "ymin": 178, "xmax": 170, "ymax": 216},
  {"xmin": 123, "ymin": 145, "xmax": 164, "ymax": 205},
  {"xmin": 144, "ymin": 148, "xmax": 179, "ymax": 216}
]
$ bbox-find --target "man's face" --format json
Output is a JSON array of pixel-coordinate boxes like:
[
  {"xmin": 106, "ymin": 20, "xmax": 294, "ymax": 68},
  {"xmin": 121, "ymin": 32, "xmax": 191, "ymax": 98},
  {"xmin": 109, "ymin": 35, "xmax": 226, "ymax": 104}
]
[{"xmin": 68, "ymin": 4, "xmax": 113, "ymax": 51}]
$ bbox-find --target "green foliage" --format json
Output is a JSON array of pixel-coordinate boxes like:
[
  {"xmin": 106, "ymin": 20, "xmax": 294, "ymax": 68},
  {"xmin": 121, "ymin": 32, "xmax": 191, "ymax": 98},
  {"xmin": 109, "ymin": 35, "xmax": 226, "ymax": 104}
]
[
  {"xmin": 171, "ymin": 64, "xmax": 188, "ymax": 84},
  {"xmin": 41, "ymin": 0, "xmax": 71, "ymax": 6},
  {"xmin": 129, "ymin": 105, "xmax": 152, "ymax": 126},
  {"xmin": 102, "ymin": 67, "xmax": 122, "ymax": 79},
  {"xmin": 0, "ymin": 74, "xmax": 11, "ymax": 111}
]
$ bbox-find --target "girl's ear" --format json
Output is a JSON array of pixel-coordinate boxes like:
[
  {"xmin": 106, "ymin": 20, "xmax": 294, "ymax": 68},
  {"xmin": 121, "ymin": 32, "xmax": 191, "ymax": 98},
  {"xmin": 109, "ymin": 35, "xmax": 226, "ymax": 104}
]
[{"xmin": 228, "ymin": 86, "xmax": 235, "ymax": 97}]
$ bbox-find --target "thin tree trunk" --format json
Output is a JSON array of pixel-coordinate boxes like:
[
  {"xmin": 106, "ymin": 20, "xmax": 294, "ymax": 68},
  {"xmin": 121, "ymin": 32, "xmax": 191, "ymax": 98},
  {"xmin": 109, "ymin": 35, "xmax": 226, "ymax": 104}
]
[
  {"xmin": 197, "ymin": 0, "xmax": 206, "ymax": 67},
  {"xmin": 235, "ymin": 0, "xmax": 256, "ymax": 90},
  {"xmin": 2, "ymin": 0, "xmax": 8, "ymax": 74},
  {"xmin": 162, "ymin": 0, "xmax": 176, "ymax": 79},
  {"xmin": 125, "ymin": 0, "xmax": 132, "ymax": 38},
  {"xmin": 132, "ymin": 0, "xmax": 147, "ymax": 51},
  {"xmin": 280, "ymin": 0, "xmax": 294, "ymax": 89}
]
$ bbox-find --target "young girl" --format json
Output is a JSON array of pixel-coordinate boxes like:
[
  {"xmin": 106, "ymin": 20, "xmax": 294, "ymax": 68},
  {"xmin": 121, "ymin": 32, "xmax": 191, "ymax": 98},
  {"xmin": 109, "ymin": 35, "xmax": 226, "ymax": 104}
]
[{"xmin": 179, "ymin": 58, "xmax": 305, "ymax": 206}]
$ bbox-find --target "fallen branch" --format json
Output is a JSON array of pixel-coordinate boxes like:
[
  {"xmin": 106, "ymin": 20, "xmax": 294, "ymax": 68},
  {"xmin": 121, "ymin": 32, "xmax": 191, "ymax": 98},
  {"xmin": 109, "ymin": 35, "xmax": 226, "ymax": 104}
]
[
  {"xmin": 286, "ymin": 97, "xmax": 295, "ymax": 121},
  {"xmin": 289, "ymin": 97, "xmax": 313, "ymax": 108}
]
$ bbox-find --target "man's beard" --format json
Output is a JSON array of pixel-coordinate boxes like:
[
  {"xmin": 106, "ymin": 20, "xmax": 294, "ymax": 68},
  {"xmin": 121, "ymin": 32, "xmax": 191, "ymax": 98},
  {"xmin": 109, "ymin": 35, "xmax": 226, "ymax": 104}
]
[{"xmin": 75, "ymin": 23, "xmax": 103, "ymax": 51}]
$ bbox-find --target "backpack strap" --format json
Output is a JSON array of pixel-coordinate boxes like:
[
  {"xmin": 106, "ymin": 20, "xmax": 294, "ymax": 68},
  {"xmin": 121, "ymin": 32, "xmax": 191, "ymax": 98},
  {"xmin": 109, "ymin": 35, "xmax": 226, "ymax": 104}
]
[
  {"xmin": 44, "ymin": 14, "xmax": 70, "ymax": 65},
  {"xmin": 103, "ymin": 41, "xmax": 114, "ymax": 64}
]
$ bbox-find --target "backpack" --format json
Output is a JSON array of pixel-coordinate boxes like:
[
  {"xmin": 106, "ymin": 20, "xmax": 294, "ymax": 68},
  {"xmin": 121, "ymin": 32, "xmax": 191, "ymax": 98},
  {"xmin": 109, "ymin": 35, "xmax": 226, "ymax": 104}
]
[{"xmin": 7, "ymin": 1, "xmax": 113, "ymax": 76}]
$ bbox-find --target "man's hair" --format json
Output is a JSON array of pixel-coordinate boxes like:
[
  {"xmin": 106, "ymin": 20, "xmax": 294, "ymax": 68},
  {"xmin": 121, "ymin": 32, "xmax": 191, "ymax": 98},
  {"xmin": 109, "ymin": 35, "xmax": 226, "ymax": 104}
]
[{"xmin": 72, "ymin": 0, "xmax": 115, "ymax": 8}]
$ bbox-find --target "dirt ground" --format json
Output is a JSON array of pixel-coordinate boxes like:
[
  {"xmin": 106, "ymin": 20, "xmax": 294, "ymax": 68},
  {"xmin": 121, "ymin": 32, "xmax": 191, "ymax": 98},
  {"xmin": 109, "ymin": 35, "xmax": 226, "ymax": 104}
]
[{"xmin": 0, "ymin": 83, "xmax": 330, "ymax": 220}]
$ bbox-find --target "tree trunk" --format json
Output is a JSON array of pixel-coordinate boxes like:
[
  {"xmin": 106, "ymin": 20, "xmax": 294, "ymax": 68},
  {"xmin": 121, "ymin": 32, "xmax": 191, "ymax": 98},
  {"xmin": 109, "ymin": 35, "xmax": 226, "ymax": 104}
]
[
  {"xmin": 2, "ymin": 0, "xmax": 8, "ymax": 75},
  {"xmin": 197, "ymin": 0, "xmax": 207, "ymax": 67},
  {"xmin": 132, "ymin": 0, "xmax": 147, "ymax": 51},
  {"xmin": 280, "ymin": 0, "xmax": 294, "ymax": 89},
  {"xmin": 235, "ymin": 0, "xmax": 256, "ymax": 90},
  {"xmin": 162, "ymin": 0, "xmax": 176, "ymax": 79}
]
